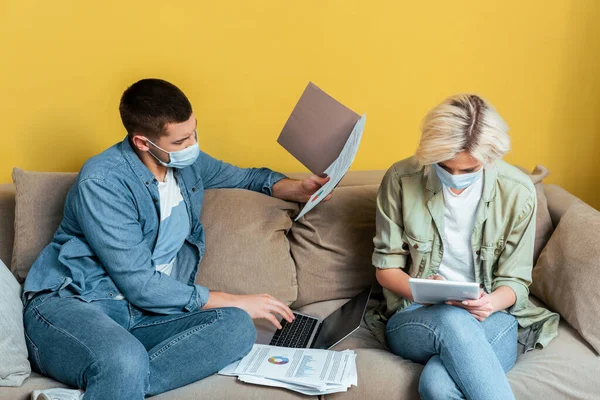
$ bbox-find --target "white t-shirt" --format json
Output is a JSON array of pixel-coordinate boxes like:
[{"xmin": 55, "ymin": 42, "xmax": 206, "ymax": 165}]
[
  {"xmin": 153, "ymin": 168, "xmax": 190, "ymax": 276},
  {"xmin": 437, "ymin": 176, "xmax": 484, "ymax": 282}
]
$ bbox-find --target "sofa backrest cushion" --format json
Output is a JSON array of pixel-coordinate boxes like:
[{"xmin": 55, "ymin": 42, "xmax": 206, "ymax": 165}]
[
  {"xmin": 0, "ymin": 184, "xmax": 16, "ymax": 271},
  {"xmin": 288, "ymin": 185, "xmax": 379, "ymax": 308},
  {"xmin": 531, "ymin": 201, "xmax": 600, "ymax": 354},
  {"xmin": 517, "ymin": 165, "xmax": 554, "ymax": 264},
  {"xmin": 11, "ymin": 168, "xmax": 77, "ymax": 282},
  {"xmin": 196, "ymin": 189, "xmax": 299, "ymax": 305}
]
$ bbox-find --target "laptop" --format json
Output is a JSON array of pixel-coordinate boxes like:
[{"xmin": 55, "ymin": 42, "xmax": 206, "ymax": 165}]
[{"xmin": 255, "ymin": 286, "xmax": 372, "ymax": 350}]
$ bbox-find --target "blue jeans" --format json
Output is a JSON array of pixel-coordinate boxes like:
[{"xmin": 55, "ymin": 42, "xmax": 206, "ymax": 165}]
[
  {"xmin": 23, "ymin": 292, "xmax": 256, "ymax": 400},
  {"xmin": 386, "ymin": 303, "xmax": 517, "ymax": 400}
]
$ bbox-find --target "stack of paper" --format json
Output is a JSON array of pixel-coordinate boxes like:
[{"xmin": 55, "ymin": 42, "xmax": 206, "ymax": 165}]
[{"xmin": 219, "ymin": 344, "xmax": 358, "ymax": 395}]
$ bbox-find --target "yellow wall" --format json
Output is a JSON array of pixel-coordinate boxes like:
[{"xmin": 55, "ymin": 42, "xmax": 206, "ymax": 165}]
[{"xmin": 1, "ymin": 1, "xmax": 599, "ymax": 208}]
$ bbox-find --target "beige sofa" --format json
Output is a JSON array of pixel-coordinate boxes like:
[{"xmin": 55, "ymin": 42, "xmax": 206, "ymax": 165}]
[{"xmin": 0, "ymin": 168, "xmax": 599, "ymax": 400}]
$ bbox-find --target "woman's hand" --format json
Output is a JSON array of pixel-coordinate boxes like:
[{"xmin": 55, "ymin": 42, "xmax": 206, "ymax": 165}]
[{"xmin": 446, "ymin": 290, "xmax": 495, "ymax": 322}]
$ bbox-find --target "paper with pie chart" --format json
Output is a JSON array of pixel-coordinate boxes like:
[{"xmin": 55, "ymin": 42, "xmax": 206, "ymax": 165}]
[
  {"xmin": 294, "ymin": 114, "xmax": 366, "ymax": 221},
  {"xmin": 218, "ymin": 344, "xmax": 357, "ymax": 395}
]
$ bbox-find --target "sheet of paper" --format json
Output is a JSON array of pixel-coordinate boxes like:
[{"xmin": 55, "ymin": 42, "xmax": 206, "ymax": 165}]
[
  {"xmin": 294, "ymin": 114, "xmax": 366, "ymax": 221},
  {"xmin": 235, "ymin": 345, "xmax": 348, "ymax": 385},
  {"xmin": 218, "ymin": 360, "xmax": 240, "ymax": 376}
]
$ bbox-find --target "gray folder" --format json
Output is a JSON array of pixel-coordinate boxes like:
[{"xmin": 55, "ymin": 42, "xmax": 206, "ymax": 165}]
[{"xmin": 277, "ymin": 82, "xmax": 359, "ymax": 176}]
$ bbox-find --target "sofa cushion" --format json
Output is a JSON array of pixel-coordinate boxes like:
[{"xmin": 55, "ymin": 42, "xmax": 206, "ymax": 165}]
[
  {"xmin": 151, "ymin": 373, "xmax": 315, "ymax": 399},
  {"xmin": 517, "ymin": 165, "xmax": 554, "ymax": 263},
  {"xmin": 0, "ymin": 184, "xmax": 16, "ymax": 271},
  {"xmin": 324, "ymin": 348, "xmax": 422, "ymax": 400},
  {"xmin": 288, "ymin": 185, "xmax": 378, "ymax": 308},
  {"xmin": 10, "ymin": 169, "xmax": 77, "ymax": 282},
  {"xmin": 507, "ymin": 320, "xmax": 600, "ymax": 399},
  {"xmin": 0, "ymin": 260, "xmax": 30, "ymax": 387},
  {"xmin": 318, "ymin": 318, "xmax": 600, "ymax": 400},
  {"xmin": 544, "ymin": 183, "xmax": 583, "ymax": 227},
  {"xmin": 0, "ymin": 371, "xmax": 314, "ymax": 400},
  {"xmin": 530, "ymin": 201, "xmax": 600, "ymax": 353},
  {"xmin": 196, "ymin": 189, "xmax": 299, "ymax": 305}
]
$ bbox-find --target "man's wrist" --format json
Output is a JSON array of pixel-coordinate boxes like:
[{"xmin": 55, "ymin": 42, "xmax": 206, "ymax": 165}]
[{"xmin": 272, "ymin": 178, "xmax": 303, "ymax": 202}]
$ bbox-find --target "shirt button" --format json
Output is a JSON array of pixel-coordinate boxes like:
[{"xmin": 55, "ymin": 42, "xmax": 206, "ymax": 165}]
[
  {"xmin": 145, "ymin": 181, "xmax": 150, "ymax": 185},
  {"xmin": 402, "ymin": 243, "xmax": 409, "ymax": 250},
  {"xmin": 191, "ymin": 187, "xmax": 197, "ymax": 192},
  {"xmin": 476, "ymin": 250, "xmax": 481, "ymax": 256},
  {"xmin": 413, "ymin": 244, "xmax": 419, "ymax": 249},
  {"xmin": 109, "ymin": 292, "xmax": 114, "ymax": 297}
]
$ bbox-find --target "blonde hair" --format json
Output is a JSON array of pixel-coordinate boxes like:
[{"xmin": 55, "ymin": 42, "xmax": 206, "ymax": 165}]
[{"xmin": 415, "ymin": 94, "xmax": 510, "ymax": 170}]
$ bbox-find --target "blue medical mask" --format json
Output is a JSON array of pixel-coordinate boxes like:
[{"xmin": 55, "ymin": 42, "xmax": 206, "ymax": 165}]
[
  {"xmin": 145, "ymin": 130, "xmax": 200, "ymax": 168},
  {"xmin": 432, "ymin": 163, "xmax": 483, "ymax": 190}
]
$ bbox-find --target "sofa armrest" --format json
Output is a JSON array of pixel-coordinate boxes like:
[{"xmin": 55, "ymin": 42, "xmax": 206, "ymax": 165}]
[{"xmin": 0, "ymin": 183, "xmax": 15, "ymax": 269}]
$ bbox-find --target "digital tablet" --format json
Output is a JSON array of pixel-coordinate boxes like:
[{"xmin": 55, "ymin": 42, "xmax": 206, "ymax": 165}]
[{"xmin": 408, "ymin": 278, "xmax": 480, "ymax": 304}]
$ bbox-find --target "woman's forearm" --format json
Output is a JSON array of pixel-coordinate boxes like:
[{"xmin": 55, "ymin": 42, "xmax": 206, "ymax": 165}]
[
  {"xmin": 375, "ymin": 268, "xmax": 413, "ymax": 301},
  {"xmin": 489, "ymin": 285, "xmax": 517, "ymax": 312}
]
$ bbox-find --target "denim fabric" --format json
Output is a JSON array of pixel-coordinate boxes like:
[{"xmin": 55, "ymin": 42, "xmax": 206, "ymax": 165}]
[
  {"xmin": 24, "ymin": 291, "xmax": 256, "ymax": 399},
  {"xmin": 386, "ymin": 303, "xmax": 517, "ymax": 400},
  {"xmin": 23, "ymin": 136, "xmax": 286, "ymax": 314}
]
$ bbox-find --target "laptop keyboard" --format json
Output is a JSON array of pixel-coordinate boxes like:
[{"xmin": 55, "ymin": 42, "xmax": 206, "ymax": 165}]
[{"xmin": 269, "ymin": 313, "xmax": 319, "ymax": 348}]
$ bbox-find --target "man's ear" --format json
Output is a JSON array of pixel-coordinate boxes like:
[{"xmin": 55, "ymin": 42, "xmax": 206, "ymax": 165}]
[{"xmin": 131, "ymin": 134, "xmax": 150, "ymax": 152}]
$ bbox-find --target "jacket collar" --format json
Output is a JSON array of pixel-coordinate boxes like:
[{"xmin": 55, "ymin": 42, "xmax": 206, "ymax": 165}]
[{"xmin": 120, "ymin": 135, "xmax": 157, "ymax": 186}]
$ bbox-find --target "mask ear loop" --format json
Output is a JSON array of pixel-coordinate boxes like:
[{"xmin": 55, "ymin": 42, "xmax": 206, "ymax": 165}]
[{"xmin": 144, "ymin": 138, "xmax": 171, "ymax": 164}]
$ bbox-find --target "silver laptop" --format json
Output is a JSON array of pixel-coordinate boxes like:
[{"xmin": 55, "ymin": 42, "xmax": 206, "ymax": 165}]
[{"xmin": 255, "ymin": 286, "xmax": 372, "ymax": 350}]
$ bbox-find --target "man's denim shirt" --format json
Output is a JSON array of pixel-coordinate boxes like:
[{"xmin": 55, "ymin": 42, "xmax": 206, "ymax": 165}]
[{"xmin": 23, "ymin": 137, "xmax": 286, "ymax": 314}]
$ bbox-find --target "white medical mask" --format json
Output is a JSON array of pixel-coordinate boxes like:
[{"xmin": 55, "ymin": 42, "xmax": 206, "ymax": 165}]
[
  {"xmin": 145, "ymin": 130, "xmax": 200, "ymax": 169},
  {"xmin": 432, "ymin": 163, "xmax": 483, "ymax": 190}
]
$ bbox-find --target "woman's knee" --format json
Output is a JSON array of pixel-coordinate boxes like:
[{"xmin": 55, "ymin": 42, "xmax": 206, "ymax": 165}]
[
  {"xmin": 431, "ymin": 305, "xmax": 480, "ymax": 339},
  {"xmin": 418, "ymin": 356, "xmax": 461, "ymax": 400}
]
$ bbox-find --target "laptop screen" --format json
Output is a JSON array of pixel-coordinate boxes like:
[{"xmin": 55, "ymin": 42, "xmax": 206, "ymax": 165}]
[{"xmin": 311, "ymin": 286, "xmax": 372, "ymax": 349}]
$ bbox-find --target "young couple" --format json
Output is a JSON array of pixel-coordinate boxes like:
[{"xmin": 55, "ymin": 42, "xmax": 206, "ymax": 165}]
[{"xmin": 25, "ymin": 79, "xmax": 557, "ymax": 400}]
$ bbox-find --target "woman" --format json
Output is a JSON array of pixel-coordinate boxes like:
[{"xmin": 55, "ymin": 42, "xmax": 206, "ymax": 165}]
[{"xmin": 373, "ymin": 94, "xmax": 558, "ymax": 400}]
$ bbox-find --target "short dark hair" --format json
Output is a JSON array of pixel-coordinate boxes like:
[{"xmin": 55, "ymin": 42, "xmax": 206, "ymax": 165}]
[{"xmin": 119, "ymin": 78, "xmax": 193, "ymax": 138}]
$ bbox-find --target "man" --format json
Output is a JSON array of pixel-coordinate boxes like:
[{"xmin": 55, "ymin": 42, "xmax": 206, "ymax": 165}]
[{"xmin": 24, "ymin": 79, "xmax": 331, "ymax": 400}]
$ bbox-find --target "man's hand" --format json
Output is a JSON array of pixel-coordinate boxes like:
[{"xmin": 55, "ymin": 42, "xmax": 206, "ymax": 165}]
[
  {"xmin": 203, "ymin": 291, "xmax": 294, "ymax": 329},
  {"xmin": 272, "ymin": 176, "xmax": 333, "ymax": 203},
  {"xmin": 446, "ymin": 290, "xmax": 495, "ymax": 322}
]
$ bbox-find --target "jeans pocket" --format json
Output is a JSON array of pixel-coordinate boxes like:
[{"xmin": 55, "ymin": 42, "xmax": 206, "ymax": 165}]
[{"xmin": 24, "ymin": 330, "xmax": 47, "ymax": 376}]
